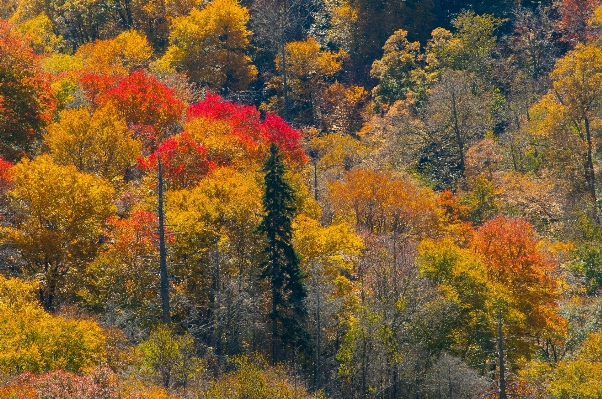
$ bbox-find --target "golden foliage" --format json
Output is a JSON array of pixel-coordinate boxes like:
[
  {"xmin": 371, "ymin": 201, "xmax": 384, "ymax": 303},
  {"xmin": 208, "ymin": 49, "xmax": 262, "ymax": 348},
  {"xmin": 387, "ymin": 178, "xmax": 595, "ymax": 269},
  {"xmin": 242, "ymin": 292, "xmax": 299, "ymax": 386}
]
[
  {"xmin": 45, "ymin": 105, "xmax": 142, "ymax": 182},
  {"xmin": 159, "ymin": 0, "xmax": 256, "ymax": 91},
  {"xmin": 0, "ymin": 275, "xmax": 106, "ymax": 373}
]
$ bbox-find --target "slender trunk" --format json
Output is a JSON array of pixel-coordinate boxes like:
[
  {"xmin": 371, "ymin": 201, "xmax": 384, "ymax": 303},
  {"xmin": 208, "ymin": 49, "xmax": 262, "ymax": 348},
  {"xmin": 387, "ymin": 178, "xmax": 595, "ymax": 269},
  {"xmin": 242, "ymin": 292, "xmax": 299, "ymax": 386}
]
[
  {"xmin": 450, "ymin": 88, "xmax": 465, "ymax": 177},
  {"xmin": 280, "ymin": 0, "xmax": 288, "ymax": 121},
  {"xmin": 314, "ymin": 267, "xmax": 321, "ymax": 389},
  {"xmin": 585, "ymin": 118, "xmax": 599, "ymax": 224},
  {"xmin": 313, "ymin": 158, "xmax": 318, "ymax": 201},
  {"xmin": 448, "ymin": 363, "xmax": 453, "ymax": 399},
  {"xmin": 41, "ymin": 274, "xmax": 56, "ymax": 312},
  {"xmin": 272, "ymin": 246, "xmax": 279, "ymax": 363},
  {"xmin": 498, "ymin": 310, "xmax": 507, "ymax": 399},
  {"xmin": 281, "ymin": 39, "xmax": 288, "ymax": 121},
  {"xmin": 158, "ymin": 155, "xmax": 171, "ymax": 325},
  {"xmin": 392, "ymin": 364, "xmax": 399, "ymax": 399},
  {"xmin": 361, "ymin": 334, "xmax": 367, "ymax": 398},
  {"xmin": 123, "ymin": 0, "xmax": 133, "ymax": 27},
  {"xmin": 214, "ymin": 239, "xmax": 223, "ymax": 360},
  {"xmin": 272, "ymin": 281, "xmax": 278, "ymax": 363}
]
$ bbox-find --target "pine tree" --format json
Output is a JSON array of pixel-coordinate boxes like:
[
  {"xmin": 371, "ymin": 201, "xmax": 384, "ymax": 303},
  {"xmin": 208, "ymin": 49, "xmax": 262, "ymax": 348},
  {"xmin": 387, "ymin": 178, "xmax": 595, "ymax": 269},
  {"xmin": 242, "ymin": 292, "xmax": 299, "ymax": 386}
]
[{"xmin": 258, "ymin": 142, "xmax": 308, "ymax": 363}]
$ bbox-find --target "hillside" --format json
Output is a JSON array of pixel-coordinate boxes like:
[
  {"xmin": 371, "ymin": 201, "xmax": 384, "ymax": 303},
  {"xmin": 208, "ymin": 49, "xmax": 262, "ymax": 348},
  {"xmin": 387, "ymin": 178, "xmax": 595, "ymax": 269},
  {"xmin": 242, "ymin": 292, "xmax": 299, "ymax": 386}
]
[{"xmin": 0, "ymin": 0, "xmax": 601, "ymax": 398}]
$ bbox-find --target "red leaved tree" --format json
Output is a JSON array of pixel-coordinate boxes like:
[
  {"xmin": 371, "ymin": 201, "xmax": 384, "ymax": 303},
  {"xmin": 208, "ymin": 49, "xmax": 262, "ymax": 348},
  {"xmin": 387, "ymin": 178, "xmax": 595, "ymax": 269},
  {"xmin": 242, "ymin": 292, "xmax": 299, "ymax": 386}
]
[
  {"xmin": 0, "ymin": 20, "xmax": 56, "ymax": 160},
  {"xmin": 186, "ymin": 93, "xmax": 307, "ymax": 166},
  {"xmin": 472, "ymin": 217, "xmax": 565, "ymax": 342},
  {"xmin": 80, "ymin": 70, "xmax": 184, "ymax": 149},
  {"xmin": 556, "ymin": 0, "xmax": 601, "ymax": 45},
  {"xmin": 138, "ymin": 132, "xmax": 215, "ymax": 189}
]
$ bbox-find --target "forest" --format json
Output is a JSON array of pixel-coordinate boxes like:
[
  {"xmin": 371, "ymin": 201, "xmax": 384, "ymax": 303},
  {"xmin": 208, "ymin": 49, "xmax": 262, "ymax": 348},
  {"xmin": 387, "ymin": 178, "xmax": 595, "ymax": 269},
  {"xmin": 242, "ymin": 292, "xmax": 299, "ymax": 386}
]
[{"xmin": 1, "ymin": 0, "xmax": 602, "ymax": 397}]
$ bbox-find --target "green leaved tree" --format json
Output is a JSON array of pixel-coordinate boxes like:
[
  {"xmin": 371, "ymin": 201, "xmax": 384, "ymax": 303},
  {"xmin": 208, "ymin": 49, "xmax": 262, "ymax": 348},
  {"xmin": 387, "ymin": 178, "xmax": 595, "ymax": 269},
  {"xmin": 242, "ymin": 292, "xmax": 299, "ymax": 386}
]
[{"xmin": 257, "ymin": 143, "xmax": 309, "ymax": 363}]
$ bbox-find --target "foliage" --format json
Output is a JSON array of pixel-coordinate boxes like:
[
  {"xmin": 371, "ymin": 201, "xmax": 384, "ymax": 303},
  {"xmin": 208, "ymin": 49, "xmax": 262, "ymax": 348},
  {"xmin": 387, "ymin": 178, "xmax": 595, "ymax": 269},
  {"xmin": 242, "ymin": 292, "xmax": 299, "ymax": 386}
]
[
  {"xmin": 3, "ymin": 155, "xmax": 116, "ymax": 310},
  {"xmin": 138, "ymin": 324, "xmax": 202, "ymax": 389},
  {"xmin": 200, "ymin": 355, "xmax": 324, "ymax": 399},
  {"xmin": 3, "ymin": 3, "xmax": 602, "ymax": 398},
  {"xmin": 45, "ymin": 105, "xmax": 142, "ymax": 182},
  {"xmin": 472, "ymin": 217, "xmax": 565, "ymax": 351},
  {"xmin": 426, "ymin": 11, "xmax": 505, "ymax": 80},
  {"xmin": 556, "ymin": 0, "xmax": 600, "ymax": 46},
  {"xmin": 0, "ymin": 275, "xmax": 106, "ymax": 373},
  {"xmin": 0, "ymin": 20, "xmax": 56, "ymax": 160},
  {"xmin": 540, "ymin": 330, "xmax": 602, "ymax": 399},
  {"xmin": 186, "ymin": 93, "xmax": 307, "ymax": 167},
  {"xmin": 138, "ymin": 131, "xmax": 214, "ymax": 190},
  {"xmin": 257, "ymin": 143, "xmax": 308, "ymax": 362},
  {"xmin": 529, "ymin": 42, "xmax": 602, "ymax": 224},
  {"xmin": 16, "ymin": 13, "xmax": 63, "ymax": 54},
  {"xmin": 293, "ymin": 214, "xmax": 363, "ymax": 290},
  {"xmin": 320, "ymin": 82, "xmax": 369, "ymax": 135},
  {"xmin": 76, "ymin": 30, "xmax": 153, "ymax": 76},
  {"xmin": 159, "ymin": 0, "xmax": 256, "ymax": 91},
  {"xmin": 80, "ymin": 210, "xmax": 162, "ymax": 324},
  {"xmin": 370, "ymin": 29, "xmax": 427, "ymax": 111},
  {"xmin": 419, "ymin": 216, "xmax": 564, "ymax": 364},
  {"xmin": 82, "ymin": 70, "xmax": 184, "ymax": 145},
  {"xmin": 329, "ymin": 168, "xmax": 438, "ymax": 237},
  {"xmin": 265, "ymin": 38, "xmax": 346, "ymax": 126}
]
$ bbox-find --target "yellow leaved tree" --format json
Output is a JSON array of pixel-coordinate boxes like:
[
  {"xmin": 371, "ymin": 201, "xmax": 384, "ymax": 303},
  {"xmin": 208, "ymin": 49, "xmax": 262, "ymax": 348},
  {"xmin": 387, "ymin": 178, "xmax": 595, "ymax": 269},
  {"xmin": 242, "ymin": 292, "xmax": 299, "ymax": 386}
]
[
  {"xmin": 75, "ymin": 30, "xmax": 153, "ymax": 76},
  {"xmin": 265, "ymin": 38, "xmax": 346, "ymax": 126},
  {"xmin": 44, "ymin": 105, "xmax": 142, "ymax": 183},
  {"xmin": 2, "ymin": 155, "xmax": 116, "ymax": 311},
  {"xmin": 158, "ymin": 0, "xmax": 256, "ymax": 91},
  {"xmin": 529, "ymin": 43, "xmax": 602, "ymax": 224},
  {"xmin": 0, "ymin": 275, "xmax": 106, "ymax": 373}
]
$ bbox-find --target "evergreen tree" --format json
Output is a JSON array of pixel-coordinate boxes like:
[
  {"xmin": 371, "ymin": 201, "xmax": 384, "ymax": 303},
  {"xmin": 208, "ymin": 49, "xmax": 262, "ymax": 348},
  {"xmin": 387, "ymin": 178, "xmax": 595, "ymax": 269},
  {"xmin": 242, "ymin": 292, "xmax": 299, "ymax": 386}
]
[{"xmin": 258, "ymin": 142, "xmax": 308, "ymax": 363}]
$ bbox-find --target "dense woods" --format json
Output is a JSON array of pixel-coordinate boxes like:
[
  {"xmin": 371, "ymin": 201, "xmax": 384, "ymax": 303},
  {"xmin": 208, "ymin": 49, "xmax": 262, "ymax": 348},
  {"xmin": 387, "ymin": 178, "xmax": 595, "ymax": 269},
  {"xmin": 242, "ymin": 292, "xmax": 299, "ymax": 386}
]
[{"xmin": 3, "ymin": 0, "xmax": 602, "ymax": 398}]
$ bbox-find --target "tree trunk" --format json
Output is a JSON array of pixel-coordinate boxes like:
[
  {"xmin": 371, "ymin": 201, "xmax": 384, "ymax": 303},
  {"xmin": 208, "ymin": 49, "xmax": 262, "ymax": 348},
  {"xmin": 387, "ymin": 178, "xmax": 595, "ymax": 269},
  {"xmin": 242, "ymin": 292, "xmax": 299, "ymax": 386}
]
[
  {"xmin": 158, "ymin": 155, "xmax": 171, "ymax": 325},
  {"xmin": 450, "ymin": 87, "xmax": 465, "ymax": 178},
  {"xmin": 497, "ymin": 310, "xmax": 507, "ymax": 399},
  {"xmin": 585, "ymin": 118, "xmax": 599, "ymax": 224}
]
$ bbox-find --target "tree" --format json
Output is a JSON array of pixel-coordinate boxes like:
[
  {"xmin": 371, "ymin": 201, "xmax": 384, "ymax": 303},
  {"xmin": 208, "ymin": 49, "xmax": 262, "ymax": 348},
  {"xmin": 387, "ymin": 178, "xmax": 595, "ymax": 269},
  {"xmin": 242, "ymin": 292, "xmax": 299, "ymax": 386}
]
[
  {"xmin": 13, "ymin": 367, "xmax": 119, "ymax": 399},
  {"xmin": 0, "ymin": 20, "xmax": 56, "ymax": 160},
  {"xmin": 75, "ymin": 30, "xmax": 152, "ymax": 76},
  {"xmin": 166, "ymin": 167, "xmax": 264, "ymax": 357},
  {"xmin": 425, "ymin": 11, "xmax": 504, "ymax": 83},
  {"xmin": 0, "ymin": 275, "xmax": 106, "ymax": 373},
  {"xmin": 546, "ymin": 330, "xmax": 602, "ymax": 399},
  {"xmin": 417, "ymin": 238, "xmax": 493, "ymax": 364},
  {"xmin": 137, "ymin": 324, "xmax": 201, "ymax": 389},
  {"xmin": 81, "ymin": 70, "xmax": 184, "ymax": 146},
  {"xmin": 158, "ymin": 0, "xmax": 257, "ymax": 92},
  {"xmin": 80, "ymin": 210, "xmax": 164, "ymax": 329},
  {"xmin": 44, "ymin": 105, "xmax": 142, "ymax": 182},
  {"xmin": 185, "ymin": 93, "xmax": 307, "ymax": 167},
  {"xmin": 250, "ymin": 0, "xmax": 317, "ymax": 120},
  {"xmin": 418, "ymin": 217, "xmax": 565, "ymax": 388},
  {"xmin": 202, "ymin": 355, "xmax": 325, "ymax": 399},
  {"xmin": 319, "ymin": 82, "xmax": 368, "ymax": 135},
  {"xmin": 257, "ymin": 143, "xmax": 308, "ymax": 363},
  {"xmin": 556, "ymin": 0, "xmax": 600, "ymax": 46},
  {"xmin": 292, "ymin": 214, "xmax": 364, "ymax": 388},
  {"xmin": 529, "ymin": 43, "xmax": 602, "ymax": 224},
  {"xmin": 2, "ymin": 155, "xmax": 116, "ymax": 311},
  {"xmin": 472, "ymin": 217, "xmax": 564, "ymax": 345},
  {"xmin": 322, "ymin": 0, "xmax": 436, "ymax": 84},
  {"xmin": 16, "ymin": 13, "xmax": 64, "ymax": 55},
  {"xmin": 419, "ymin": 69, "xmax": 494, "ymax": 189},
  {"xmin": 10, "ymin": 0, "xmax": 113, "ymax": 47},
  {"xmin": 370, "ymin": 29, "xmax": 427, "ymax": 112},
  {"xmin": 137, "ymin": 132, "xmax": 214, "ymax": 190},
  {"xmin": 328, "ymin": 168, "xmax": 438, "ymax": 238},
  {"xmin": 264, "ymin": 38, "xmax": 346, "ymax": 126}
]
